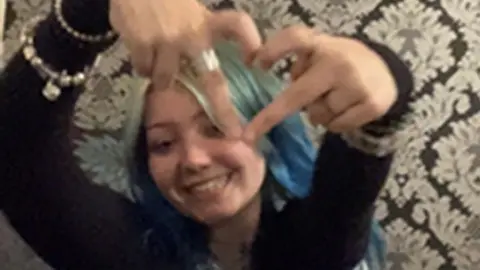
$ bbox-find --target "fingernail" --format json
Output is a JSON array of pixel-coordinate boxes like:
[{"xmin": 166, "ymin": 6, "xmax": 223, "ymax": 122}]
[
  {"xmin": 261, "ymin": 62, "xmax": 270, "ymax": 70},
  {"xmin": 251, "ymin": 58, "xmax": 264, "ymax": 70},
  {"xmin": 253, "ymin": 59, "xmax": 273, "ymax": 71},
  {"xmin": 157, "ymin": 75, "xmax": 174, "ymax": 90},
  {"xmin": 244, "ymin": 53, "xmax": 256, "ymax": 67},
  {"xmin": 242, "ymin": 129, "xmax": 255, "ymax": 145}
]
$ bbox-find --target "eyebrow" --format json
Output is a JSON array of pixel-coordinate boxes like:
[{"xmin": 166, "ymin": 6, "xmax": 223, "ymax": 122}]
[{"xmin": 145, "ymin": 110, "xmax": 205, "ymax": 130}]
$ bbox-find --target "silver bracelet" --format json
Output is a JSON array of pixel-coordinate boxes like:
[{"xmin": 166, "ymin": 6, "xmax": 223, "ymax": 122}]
[
  {"xmin": 20, "ymin": 16, "xmax": 101, "ymax": 101},
  {"xmin": 53, "ymin": 0, "xmax": 116, "ymax": 43}
]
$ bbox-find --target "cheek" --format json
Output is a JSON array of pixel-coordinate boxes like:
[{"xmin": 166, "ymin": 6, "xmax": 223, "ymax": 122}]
[
  {"xmin": 147, "ymin": 155, "xmax": 177, "ymax": 194},
  {"xmin": 214, "ymin": 141, "xmax": 265, "ymax": 180}
]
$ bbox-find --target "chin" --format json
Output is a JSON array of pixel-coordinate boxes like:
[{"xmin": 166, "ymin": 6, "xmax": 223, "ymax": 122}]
[{"xmin": 189, "ymin": 203, "xmax": 242, "ymax": 226}]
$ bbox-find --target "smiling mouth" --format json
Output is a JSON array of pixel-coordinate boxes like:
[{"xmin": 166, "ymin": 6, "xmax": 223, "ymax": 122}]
[{"xmin": 186, "ymin": 172, "xmax": 233, "ymax": 196}]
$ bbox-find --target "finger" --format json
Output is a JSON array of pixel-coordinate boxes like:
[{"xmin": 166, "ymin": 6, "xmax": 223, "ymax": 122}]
[
  {"xmin": 244, "ymin": 67, "xmax": 330, "ymax": 143},
  {"xmin": 304, "ymin": 101, "xmax": 335, "ymax": 126},
  {"xmin": 254, "ymin": 25, "xmax": 317, "ymax": 69},
  {"xmin": 111, "ymin": 1, "xmax": 158, "ymax": 78},
  {"xmin": 180, "ymin": 27, "xmax": 244, "ymax": 137},
  {"xmin": 290, "ymin": 53, "xmax": 311, "ymax": 80},
  {"xmin": 198, "ymin": 69, "xmax": 243, "ymax": 137},
  {"xmin": 151, "ymin": 45, "xmax": 179, "ymax": 90},
  {"xmin": 209, "ymin": 10, "xmax": 262, "ymax": 65},
  {"xmin": 327, "ymin": 103, "xmax": 376, "ymax": 133},
  {"xmin": 124, "ymin": 34, "xmax": 157, "ymax": 77},
  {"xmin": 323, "ymin": 88, "xmax": 365, "ymax": 115}
]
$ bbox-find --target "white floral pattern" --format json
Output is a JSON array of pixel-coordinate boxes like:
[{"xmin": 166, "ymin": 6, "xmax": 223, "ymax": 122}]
[
  {"xmin": 232, "ymin": 0, "xmax": 303, "ymax": 38},
  {"xmin": 431, "ymin": 114, "xmax": 480, "ymax": 215},
  {"xmin": 96, "ymin": 43, "xmax": 130, "ymax": 77},
  {"xmin": 363, "ymin": 0, "xmax": 457, "ymax": 91},
  {"xmin": 74, "ymin": 74, "xmax": 139, "ymax": 131},
  {"xmin": 384, "ymin": 219, "xmax": 445, "ymax": 269},
  {"xmin": 73, "ymin": 134, "xmax": 132, "ymax": 200},
  {"xmin": 1, "ymin": 0, "xmax": 479, "ymax": 269},
  {"xmin": 297, "ymin": 0, "xmax": 382, "ymax": 35}
]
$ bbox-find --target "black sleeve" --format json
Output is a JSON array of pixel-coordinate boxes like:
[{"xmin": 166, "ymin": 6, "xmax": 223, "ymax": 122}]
[
  {"xmin": 0, "ymin": 2, "xmax": 164, "ymax": 269},
  {"xmin": 301, "ymin": 40, "xmax": 413, "ymax": 268},
  {"xmin": 256, "ymin": 41, "xmax": 413, "ymax": 270}
]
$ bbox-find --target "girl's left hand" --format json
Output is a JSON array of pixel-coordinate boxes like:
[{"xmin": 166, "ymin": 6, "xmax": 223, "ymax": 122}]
[{"xmin": 243, "ymin": 26, "xmax": 398, "ymax": 143}]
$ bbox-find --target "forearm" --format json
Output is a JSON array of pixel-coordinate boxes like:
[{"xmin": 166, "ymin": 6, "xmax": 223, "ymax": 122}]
[
  {"xmin": 310, "ymin": 39, "xmax": 413, "ymax": 216},
  {"xmin": 0, "ymin": 1, "xmax": 158, "ymax": 269},
  {"xmin": 0, "ymin": 0, "xmax": 116, "ymax": 203},
  {"xmin": 0, "ymin": 0, "xmax": 115, "ymax": 205},
  {"xmin": 311, "ymin": 39, "xmax": 413, "ymax": 214},
  {"xmin": 304, "ymin": 42, "xmax": 413, "ymax": 268}
]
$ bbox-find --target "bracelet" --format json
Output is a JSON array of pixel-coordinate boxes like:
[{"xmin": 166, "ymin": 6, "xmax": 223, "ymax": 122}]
[
  {"xmin": 20, "ymin": 16, "xmax": 101, "ymax": 101},
  {"xmin": 53, "ymin": 0, "xmax": 116, "ymax": 43}
]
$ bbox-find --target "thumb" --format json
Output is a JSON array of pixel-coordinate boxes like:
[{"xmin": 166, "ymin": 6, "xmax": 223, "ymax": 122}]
[
  {"xmin": 209, "ymin": 10, "xmax": 262, "ymax": 64},
  {"xmin": 242, "ymin": 66, "xmax": 327, "ymax": 144}
]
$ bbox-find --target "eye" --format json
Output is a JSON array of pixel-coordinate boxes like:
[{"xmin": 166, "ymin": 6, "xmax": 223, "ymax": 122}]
[{"xmin": 148, "ymin": 140, "xmax": 175, "ymax": 155}]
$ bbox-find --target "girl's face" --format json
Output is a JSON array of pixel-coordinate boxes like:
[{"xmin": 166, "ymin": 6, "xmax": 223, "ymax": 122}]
[{"xmin": 143, "ymin": 84, "xmax": 265, "ymax": 225}]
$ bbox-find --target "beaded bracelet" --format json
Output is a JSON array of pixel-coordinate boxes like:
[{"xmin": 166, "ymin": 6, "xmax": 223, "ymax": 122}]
[
  {"xmin": 53, "ymin": 0, "xmax": 116, "ymax": 43},
  {"xmin": 20, "ymin": 16, "xmax": 101, "ymax": 101}
]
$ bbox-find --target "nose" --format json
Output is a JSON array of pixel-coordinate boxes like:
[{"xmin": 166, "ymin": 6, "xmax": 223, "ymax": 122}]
[{"xmin": 180, "ymin": 140, "xmax": 213, "ymax": 172}]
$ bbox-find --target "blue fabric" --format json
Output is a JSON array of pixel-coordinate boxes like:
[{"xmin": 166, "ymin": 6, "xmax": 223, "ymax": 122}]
[{"xmin": 366, "ymin": 221, "xmax": 387, "ymax": 270}]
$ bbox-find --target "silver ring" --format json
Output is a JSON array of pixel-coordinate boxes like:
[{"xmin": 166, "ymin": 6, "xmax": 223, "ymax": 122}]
[{"xmin": 191, "ymin": 48, "xmax": 220, "ymax": 74}]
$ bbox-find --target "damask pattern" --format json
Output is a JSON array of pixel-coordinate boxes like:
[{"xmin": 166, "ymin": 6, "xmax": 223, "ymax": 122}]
[{"xmin": 1, "ymin": 0, "xmax": 479, "ymax": 269}]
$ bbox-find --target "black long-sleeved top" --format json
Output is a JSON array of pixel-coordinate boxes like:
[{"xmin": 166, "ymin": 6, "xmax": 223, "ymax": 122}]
[{"xmin": 0, "ymin": 1, "xmax": 413, "ymax": 269}]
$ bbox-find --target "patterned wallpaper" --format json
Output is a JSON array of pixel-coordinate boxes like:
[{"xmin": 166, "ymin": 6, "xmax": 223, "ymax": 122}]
[{"xmin": 1, "ymin": 0, "xmax": 479, "ymax": 269}]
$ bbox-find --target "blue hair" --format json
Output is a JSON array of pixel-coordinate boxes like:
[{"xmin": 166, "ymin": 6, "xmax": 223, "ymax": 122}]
[{"xmin": 124, "ymin": 41, "xmax": 385, "ymax": 269}]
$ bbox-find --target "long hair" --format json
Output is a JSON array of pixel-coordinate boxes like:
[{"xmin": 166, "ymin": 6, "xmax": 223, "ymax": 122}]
[{"xmin": 120, "ymin": 41, "xmax": 384, "ymax": 269}]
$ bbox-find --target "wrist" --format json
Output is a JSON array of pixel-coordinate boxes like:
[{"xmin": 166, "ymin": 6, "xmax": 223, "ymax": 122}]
[
  {"xmin": 360, "ymin": 39, "xmax": 413, "ymax": 127},
  {"xmin": 58, "ymin": 0, "xmax": 114, "ymax": 39},
  {"xmin": 34, "ymin": 14, "xmax": 109, "ymax": 73}
]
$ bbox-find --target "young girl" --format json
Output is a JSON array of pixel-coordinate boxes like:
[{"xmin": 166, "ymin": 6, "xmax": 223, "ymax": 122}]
[{"xmin": 0, "ymin": 0, "xmax": 413, "ymax": 269}]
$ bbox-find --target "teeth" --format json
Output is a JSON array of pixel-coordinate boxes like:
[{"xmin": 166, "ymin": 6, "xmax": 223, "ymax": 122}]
[{"xmin": 191, "ymin": 177, "xmax": 226, "ymax": 193}]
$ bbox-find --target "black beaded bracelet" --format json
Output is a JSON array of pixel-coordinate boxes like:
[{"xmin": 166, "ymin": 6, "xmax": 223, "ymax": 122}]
[{"xmin": 54, "ymin": 0, "xmax": 117, "ymax": 43}]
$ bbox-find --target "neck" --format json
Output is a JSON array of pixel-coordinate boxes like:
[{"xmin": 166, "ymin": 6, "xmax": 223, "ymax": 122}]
[{"xmin": 209, "ymin": 194, "xmax": 262, "ymax": 245}]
